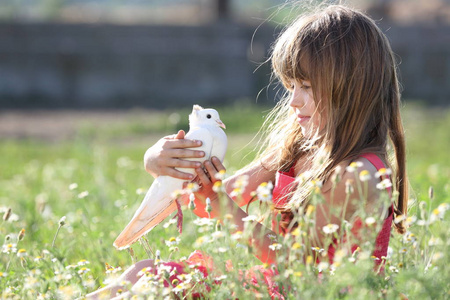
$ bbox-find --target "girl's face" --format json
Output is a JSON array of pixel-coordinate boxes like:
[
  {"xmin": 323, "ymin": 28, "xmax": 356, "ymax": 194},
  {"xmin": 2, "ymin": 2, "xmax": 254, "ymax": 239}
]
[{"xmin": 289, "ymin": 80, "xmax": 323, "ymax": 138}]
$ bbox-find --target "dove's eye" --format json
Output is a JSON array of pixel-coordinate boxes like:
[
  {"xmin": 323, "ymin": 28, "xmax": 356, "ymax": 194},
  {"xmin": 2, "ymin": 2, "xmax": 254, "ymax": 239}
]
[{"xmin": 206, "ymin": 114, "xmax": 212, "ymax": 119}]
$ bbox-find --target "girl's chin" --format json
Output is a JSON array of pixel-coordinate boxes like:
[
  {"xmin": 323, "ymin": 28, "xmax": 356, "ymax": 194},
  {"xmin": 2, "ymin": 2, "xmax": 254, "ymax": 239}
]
[{"xmin": 300, "ymin": 126, "xmax": 317, "ymax": 140}]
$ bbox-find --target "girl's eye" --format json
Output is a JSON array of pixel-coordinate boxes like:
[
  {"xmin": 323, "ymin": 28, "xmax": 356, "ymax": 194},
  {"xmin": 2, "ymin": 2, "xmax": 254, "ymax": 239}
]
[{"xmin": 301, "ymin": 84, "xmax": 311, "ymax": 90}]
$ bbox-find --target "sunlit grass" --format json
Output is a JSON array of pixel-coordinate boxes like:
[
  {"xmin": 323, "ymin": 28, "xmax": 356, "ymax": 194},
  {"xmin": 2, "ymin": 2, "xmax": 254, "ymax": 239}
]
[{"xmin": 0, "ymin": 102, "xmax": 448, "ymax": 298}]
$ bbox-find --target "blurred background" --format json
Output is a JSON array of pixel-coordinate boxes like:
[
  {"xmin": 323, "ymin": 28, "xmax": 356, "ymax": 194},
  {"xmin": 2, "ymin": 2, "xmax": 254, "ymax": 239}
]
[{"xmin": 0, "ymin": 0, "xmax": 449, "ymax": 110}]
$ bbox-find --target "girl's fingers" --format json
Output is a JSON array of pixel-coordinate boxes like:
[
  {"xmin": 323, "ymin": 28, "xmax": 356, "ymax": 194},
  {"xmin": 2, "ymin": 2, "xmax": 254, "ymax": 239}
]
[
  {"xmin": 174, "ymin": 130, "xmax": 185, "ymax": 139},
  {"xmin": 203, "ymin": 160, "xmax": 220, "ymax": 182},
  {"xmin": 195, "ymin": 167, "xmax": 211, "ymax": 186},
  {"xmin": 211, "ymin": 157, "xmax": 226, "ymax": 172},
  {"xmin": 166, "ymin": 158, "xmax": 202, "ymax": 169},
  {"xmin": 166, "ymin": 139, "xmax": 203, "ymax": 149},
  {"xmin": 165, "ymin": 148, "xmax": 205, "ymax": 159},
  {"xmin": 165, "ymin": 168, "xmax": 195, "ymax": 180}
]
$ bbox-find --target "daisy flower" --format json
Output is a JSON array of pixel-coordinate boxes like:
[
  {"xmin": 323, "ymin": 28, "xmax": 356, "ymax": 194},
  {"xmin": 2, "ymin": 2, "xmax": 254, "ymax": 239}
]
[
  {"xmin": 17, "ymin": 248, "xmax": 27, "ymax": 257},
  {"xmin": 359, "ymin": 170, "xmax": 372, "ymax": 182},
  {"xmin": 375, "ymin": 168, "xmax": 392, "ymax": 178},
  {"xmin": 165, "ymin": 237, "xmax": 180, "ymax": 247},
  {"xmin": 269, "ymin": 243, "xmax": 282, "ymax": 251},
  {"xmin": 346, "ymin": 161, "xmax": 363, "ymax": 173},
  {"xmin": 376, "ymin": 178, "xmax": 392, "ymax": 190},
  {"xmin": 322, "ymin": 224, "xmax": 339, "ymax": 234},
  {"xmin": 256, "ymin": 181, "xmax": 273, "ymax": 202}
]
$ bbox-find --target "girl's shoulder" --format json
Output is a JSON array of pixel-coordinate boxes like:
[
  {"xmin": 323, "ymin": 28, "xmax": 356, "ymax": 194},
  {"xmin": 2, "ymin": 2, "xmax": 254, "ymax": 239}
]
[{"xmin": 322, "ymin": 155, "xmax": 383, "ymax": 195}]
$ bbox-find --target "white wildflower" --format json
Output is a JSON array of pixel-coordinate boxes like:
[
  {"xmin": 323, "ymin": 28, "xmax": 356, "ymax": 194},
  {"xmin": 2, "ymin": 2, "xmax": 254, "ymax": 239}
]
[
  {"xmin": 346, "ymin": 161, "xmax": 363, "ymax": 173},
  {"xmin": 317, "ymin": 262, "xmax": 329, "ymax": 272},
  {"xmin": 214, "ymin": 275, "xmax": 227, "ymax": 281},
  {"xmin": 376, "ymin": 179, "xmax": 392, "ymax": 190},
  {"xmin": 242, "ymin": 215, "xmax": 258, "ymax": 222},
  {"xmin": 77, "ymin": 259, "xmax": 90, "ymax": 266},
  {"xmin": 193, "ymin": 218, "xmax": 214, "ymax": 227},
  {"xmin": 375, "ymin": 168, "xmax": 392, "ymax": 178},
  {"xmin": 256, "ymin": 181, "xmax": 273, "ymax": 202},
  {"xmin": 365, "ymin": 217, "xmax": 376, "ymax": 226},
  {"xmin": 78, "ymin": 267, "xmax": 90, "ymax": 275},
  {"xmin": 2, "ymin": 243, "xmax": 17, "ymax": 254},
  {"xmin": 359, "ymin": 170, "xmax": 372, "ymax": 182},
  {"xmin": 163, "ymin": 218, "xmax": 177, "ymax": 228},
  {"xmin": 77, "ymin": 191, "xmax": 89, "ymax": 199},
  {"xmin": 17, "ymin": 248, "xmax": 27, "ymax": 257},
  {"xmin": 233, "ymin": 175, "xmax": 249, "ymax": 189},
  {"xmin": 268, "ymin": 243, "xmax": 282, "ymax": 251},
  {"xmin": 214, "ymin": 170, "xmax": 227, "ymax": 180},
  {"xmin": 404, "ymin": 215, "xmax": 417, "ymax": 226},
  {"xmin": 428, "ymin": 237, "xmax": 442, "ymax": 246},
  {"xmin": 211, "ymin": 231, "xmax": 225, "ymax": 239},
  {"xmin": 322, "ymin": 224, "xmax": 339, "ymax": 234},
  {"xmin": 165, "ymin": 237, "xmax": 180, "ymax": 247},
  {"xmin": 68, "ymin": 183, "xmax": 78, "ymax": 190}
]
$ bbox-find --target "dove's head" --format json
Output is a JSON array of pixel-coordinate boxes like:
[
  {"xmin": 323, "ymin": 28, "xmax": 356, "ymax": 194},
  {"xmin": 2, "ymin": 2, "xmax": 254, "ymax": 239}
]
[{"xmin": 189, "ymin": 105, "xmax": 226, "ymax": 129}]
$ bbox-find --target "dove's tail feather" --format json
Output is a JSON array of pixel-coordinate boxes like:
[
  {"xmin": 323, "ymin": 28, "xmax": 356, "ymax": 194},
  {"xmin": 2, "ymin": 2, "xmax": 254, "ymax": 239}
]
[
  {"xmin": 113, "ymin": 176, "xmax": 183, "ymax": 250},
  {"xmin": 113, "ymin": 199, "xmax": 177, "ymax": 249}
]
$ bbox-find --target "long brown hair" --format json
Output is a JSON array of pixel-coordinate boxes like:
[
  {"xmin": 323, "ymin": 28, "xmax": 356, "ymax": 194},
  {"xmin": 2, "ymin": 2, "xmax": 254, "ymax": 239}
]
[{"xmin": 254, "ymin": 5, "xmax": 408, "ymax": 233}]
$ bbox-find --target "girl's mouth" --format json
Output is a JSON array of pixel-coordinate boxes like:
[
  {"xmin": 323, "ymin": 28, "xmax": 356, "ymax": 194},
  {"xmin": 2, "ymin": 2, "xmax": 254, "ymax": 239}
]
[{"xmin": 297, "ymin": 115, "xmax": 311, "ymax": 124}]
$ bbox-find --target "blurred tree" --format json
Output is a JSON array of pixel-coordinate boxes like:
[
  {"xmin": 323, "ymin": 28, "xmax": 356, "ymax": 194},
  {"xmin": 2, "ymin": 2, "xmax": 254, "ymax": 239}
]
[{"xmin": 216, "ymin": 0, "xmax": 230, "ymax": 20}]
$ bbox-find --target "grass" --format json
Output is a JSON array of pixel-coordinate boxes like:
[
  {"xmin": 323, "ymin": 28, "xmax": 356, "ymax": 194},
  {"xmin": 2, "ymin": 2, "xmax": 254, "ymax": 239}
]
[{"xmin": 0, "ymin": 102, "xmax": 449, "ymax": 299}]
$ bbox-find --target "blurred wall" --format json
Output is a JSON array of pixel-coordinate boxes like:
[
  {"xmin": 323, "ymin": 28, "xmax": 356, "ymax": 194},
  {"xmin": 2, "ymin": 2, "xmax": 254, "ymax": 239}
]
[{"xmin": 0, "ymin": 22, "xmax": 448, "ymax": 109}]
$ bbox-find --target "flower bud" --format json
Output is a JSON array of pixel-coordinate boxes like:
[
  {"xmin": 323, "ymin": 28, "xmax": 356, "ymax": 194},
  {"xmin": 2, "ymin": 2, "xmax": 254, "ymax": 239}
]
[
  {"xmin": 215, "ymin": 220, "xmax": 222, "ymax": 231},
  {"xmin": 59, "ymin": 216, "xmax": 66, "ymax": 227},
  {"xmin": 345, "ymin": 179, "xmax": 354, "ymax": 194},
  {"xmin": 428, "ymin": 186, "xmax": 434, "ymax": 200},
  {"xmin": 155, "ymin": 249, "xmax": 161, "ymax": 263},
  {"xmin": 205, "ymin": 198, "xmax": 212, "ymax": 213},
  {"xmin": 18, "ymin": 229, "xmax": 25, "ymax": 241},
  {"xmin": 188, "ymin": 194, "xmax": 196, "ymax": 211},
  {"xmin": 331, "ymin": 166, "xmax": 341, "ymax": 184},
  {"xmin": 3, "ymin": 208, "xmax": 11, "ymax": 221}
]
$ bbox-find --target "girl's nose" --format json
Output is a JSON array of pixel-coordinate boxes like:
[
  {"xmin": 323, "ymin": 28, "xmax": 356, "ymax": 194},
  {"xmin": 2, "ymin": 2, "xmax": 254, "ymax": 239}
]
[{"xmin": 289, "ymin": 88, "xmax": 305, "ymax": 109}]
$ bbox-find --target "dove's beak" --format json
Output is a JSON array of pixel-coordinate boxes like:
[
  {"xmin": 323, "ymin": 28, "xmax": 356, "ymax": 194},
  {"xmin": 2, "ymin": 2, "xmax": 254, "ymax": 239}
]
[{"xmin": 216, "ymin": 120, "xmax": 226, "ymax": 129}]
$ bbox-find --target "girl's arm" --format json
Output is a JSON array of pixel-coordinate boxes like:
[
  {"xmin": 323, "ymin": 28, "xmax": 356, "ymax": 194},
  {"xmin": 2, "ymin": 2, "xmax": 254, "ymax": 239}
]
[
  {"xmin": 222, "ymin": 156, "xmax": 276, "ymax": 207},
  {"xmin": 192, "ymin": 157, "xmax": 279, "ymax": 264},
  {"xmin": 188, "ymin": 156, "xmax": 275, "ymax": 218}
]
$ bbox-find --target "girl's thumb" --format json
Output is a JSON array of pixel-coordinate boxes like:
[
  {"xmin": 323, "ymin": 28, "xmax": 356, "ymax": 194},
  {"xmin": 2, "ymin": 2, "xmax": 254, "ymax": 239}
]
[{"xmin": 175, "ymin": 130, "xmax": 185, "ymax": 139}]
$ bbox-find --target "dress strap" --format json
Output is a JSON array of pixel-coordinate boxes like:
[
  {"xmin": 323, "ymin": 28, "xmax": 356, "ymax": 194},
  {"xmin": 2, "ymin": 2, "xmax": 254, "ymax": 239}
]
[{"xmin": 359, "ymin": 153, "xmax": 386, "ymax": 171}]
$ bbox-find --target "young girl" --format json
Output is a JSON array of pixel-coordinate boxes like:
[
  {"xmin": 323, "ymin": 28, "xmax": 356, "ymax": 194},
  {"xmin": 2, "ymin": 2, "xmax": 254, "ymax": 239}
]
[{"xmin": 88, "ymin": 4, "xmax": 408, "ymax": 298}]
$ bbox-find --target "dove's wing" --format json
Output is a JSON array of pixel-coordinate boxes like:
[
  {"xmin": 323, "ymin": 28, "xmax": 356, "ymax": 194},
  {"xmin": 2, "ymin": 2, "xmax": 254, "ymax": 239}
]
[{"xmin": 113, "ymin": 127, "xmax": 216, "ymax": 249}]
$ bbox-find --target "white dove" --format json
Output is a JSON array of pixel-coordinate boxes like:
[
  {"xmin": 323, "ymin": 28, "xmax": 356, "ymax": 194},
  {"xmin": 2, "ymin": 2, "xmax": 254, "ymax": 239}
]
[{"xmin": 113, "ymin": 105, "xmax": 227, "ymax": 249}]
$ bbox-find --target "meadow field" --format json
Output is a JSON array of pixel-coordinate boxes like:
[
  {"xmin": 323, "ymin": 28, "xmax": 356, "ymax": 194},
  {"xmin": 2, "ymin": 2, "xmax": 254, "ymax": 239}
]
[{"xmin": 0, "ymin": 102, "xmax": 449, "ymax": 299}]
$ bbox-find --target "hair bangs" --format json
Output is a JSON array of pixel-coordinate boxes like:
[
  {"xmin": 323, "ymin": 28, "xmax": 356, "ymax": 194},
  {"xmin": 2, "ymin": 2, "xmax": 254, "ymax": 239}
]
[{"xmin": 272, "ymin": 21, "xmax": 313, "ymax": 90}]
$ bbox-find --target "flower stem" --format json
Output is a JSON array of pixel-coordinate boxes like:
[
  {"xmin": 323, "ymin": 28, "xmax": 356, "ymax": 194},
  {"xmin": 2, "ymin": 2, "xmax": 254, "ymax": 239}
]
[
  {"xmin": 52, "ymin": 225, "xmax": 62, "ymax": 248},
  {"xmin": 5, "ymin": 252, "xmax": 13, "ymax": 271}
]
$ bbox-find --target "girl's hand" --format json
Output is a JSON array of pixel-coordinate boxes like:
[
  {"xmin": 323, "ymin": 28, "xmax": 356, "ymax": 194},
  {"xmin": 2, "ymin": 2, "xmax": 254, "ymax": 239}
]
[
  {"xmin": 187, "ymin": 157, "xmax": 226, "ymax": 210},
  {"xmin": 144, "ymin": 130, "xmax": 205, "ymax": 180}
]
